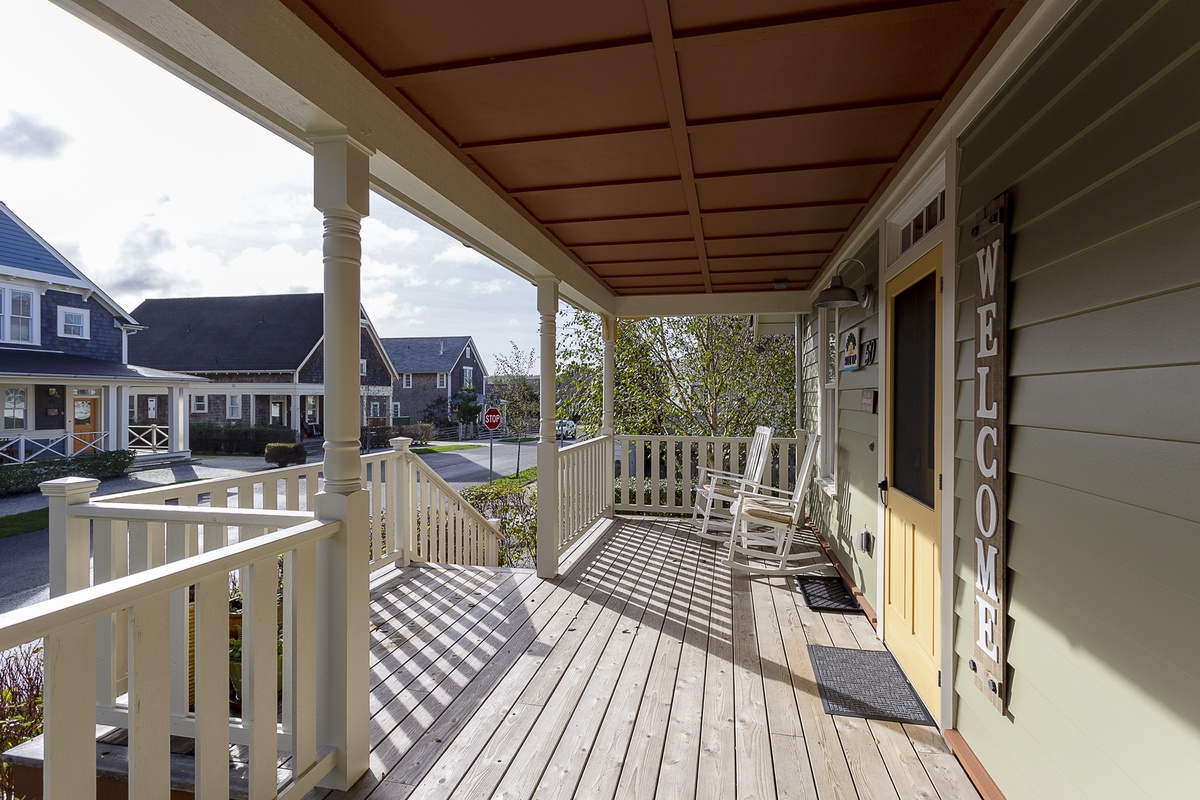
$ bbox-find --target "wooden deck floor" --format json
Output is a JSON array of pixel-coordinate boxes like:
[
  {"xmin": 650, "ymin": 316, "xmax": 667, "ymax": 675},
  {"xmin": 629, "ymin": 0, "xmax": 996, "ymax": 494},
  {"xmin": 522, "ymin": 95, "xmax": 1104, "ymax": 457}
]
[{"xmin": 312, "ymin": 517, "xmax": 979, "ymax": 800}]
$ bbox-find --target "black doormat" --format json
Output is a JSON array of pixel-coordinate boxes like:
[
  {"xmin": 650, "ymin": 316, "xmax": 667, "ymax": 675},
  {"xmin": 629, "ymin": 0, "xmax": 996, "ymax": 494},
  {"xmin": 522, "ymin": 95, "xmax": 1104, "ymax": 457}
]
[
  {"xmin": 795, "ymin": 575, "xmax": 859, "ymax": 611},
  {"xmin": 807, "ymin": 645, "xmax": 936, "ymax": 726}
]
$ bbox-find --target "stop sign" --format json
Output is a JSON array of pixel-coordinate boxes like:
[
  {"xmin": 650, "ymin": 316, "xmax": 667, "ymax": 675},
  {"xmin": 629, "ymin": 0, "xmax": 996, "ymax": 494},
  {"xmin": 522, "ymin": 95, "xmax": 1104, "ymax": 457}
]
[{"xmin": 483, "ymin": 406, "xmax": 502, "ymax": 430}]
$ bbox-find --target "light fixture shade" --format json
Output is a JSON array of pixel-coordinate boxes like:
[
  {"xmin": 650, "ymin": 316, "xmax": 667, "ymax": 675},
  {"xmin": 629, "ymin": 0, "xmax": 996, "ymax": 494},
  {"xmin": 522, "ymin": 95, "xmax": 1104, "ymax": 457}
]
[{"xmin": 813, "ymin": 275, "xmax": 860, "ymax": 309}]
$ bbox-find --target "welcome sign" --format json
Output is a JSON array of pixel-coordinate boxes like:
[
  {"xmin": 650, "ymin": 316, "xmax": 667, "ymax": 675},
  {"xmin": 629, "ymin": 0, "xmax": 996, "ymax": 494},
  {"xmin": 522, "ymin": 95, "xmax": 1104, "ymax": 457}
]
[{"xmin": 971, "ymin": 194, "xmax": 1008, "ymax": 713}]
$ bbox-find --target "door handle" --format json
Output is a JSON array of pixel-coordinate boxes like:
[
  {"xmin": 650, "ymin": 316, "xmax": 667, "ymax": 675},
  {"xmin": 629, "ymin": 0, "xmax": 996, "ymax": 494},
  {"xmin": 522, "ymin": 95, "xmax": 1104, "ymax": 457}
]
[{"xmin": 878, "ymin": 477, "xmax": 889, "ymax": 506}]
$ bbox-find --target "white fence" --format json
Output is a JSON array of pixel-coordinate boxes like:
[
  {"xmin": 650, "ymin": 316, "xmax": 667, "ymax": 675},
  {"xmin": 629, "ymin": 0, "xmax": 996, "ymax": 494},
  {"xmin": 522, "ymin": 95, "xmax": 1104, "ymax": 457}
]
[
  {"xmin": 0, "ymin": 431, "xmax": 109, "ymax": 463},
  {"xmin": 128, "ymin": 424, "xmax": 170, "ymax": 453},
  {"xmin": 557, "ymin": 435, "xmax": 613, "ymax": 553},
  {"xmin": 0, "ymin": 438, "xmax": 499, "ymax": 799},
  {"xmin": 612, "ymin": 434, "xmax": 802, "ymax": 515}
]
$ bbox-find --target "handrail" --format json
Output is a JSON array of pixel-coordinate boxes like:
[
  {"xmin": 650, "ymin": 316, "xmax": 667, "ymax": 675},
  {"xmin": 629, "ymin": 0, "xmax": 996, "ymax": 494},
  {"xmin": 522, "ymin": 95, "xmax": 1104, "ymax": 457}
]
[
  {"xmin": 388, "ymin": 438, "xmax": 501, "ymax": 569},
  {"xmin": 612, "ymin": 434, "xmax": 803, "ymax": 515},
  {"xmin": 557, "ymin": 435, "xmax": 612, "ymax": 552}
]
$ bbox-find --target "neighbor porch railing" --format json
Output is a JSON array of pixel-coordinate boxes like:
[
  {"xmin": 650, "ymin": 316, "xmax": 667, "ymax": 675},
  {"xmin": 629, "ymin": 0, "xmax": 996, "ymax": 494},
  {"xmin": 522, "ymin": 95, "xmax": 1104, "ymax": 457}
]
[
  {"xmin": 128, "ymin": 423, "xmax": 170, "ymax": 453},
  {"xmin": 611, "ymin": 434, "xmax": 801, "ymax": 515},
  {"xmin": 0, "ymin": 439, "xmax": 499, "ymax": 799},
  {"xmin": 0, "ymin": 431, "xmax": 109, "ymax": 463},
  {"xmin": 557, "ymin": 435, "xmax": 613, "ymax": 553}
]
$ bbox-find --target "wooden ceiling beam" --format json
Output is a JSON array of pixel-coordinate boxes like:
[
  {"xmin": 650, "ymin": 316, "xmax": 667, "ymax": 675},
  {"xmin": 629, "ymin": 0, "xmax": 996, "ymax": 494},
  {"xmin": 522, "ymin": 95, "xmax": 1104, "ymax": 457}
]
[{"xmin": 644, "ymin": 0, "xmax": 712, "ymax": 292}]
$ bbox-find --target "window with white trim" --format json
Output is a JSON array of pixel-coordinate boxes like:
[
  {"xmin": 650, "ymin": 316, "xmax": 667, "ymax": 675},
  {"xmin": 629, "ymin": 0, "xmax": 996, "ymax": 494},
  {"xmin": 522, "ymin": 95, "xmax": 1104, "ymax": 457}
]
[
  {"xmin": 403, "ymin": 373, "xmax": 413, "ymax": 389},
  {"xmin": 369, "ymin": 401, "xmax": 380, "ymax": 417},
  {"xmin": 227, "ymin": 394, "xmax": 242, "ymax": 420},
  {"xmin": 3, "ymin": 388, "xmax": 27, "ymax": 430},
  {"xmin": 463, "ymin": 366, "xmax": 473, "ymax": 388},
  {"xmin": 0, "ymin": 286, "xmax": 37, "ymax": 344},
  {"xmin": 360, "ymin": 359, "xmax": 367, "ymax": 377},
  {"xmin": 391, "ymin": 402, "xmax": 401, "ymax": 417},
  {"xmin": 437, "ymin": 372, "xmax": 447, "ymax": 389},
  {"xmin": 887, "ymin": 160, "xmax": 947, "ymax": 265},
  {"xmin": 57, "ymin": 307, "xmax": 90, "ymax": 339},
  {"xmin": 191, "ymin": 395, "xmax": 208, "ymax": 413}
]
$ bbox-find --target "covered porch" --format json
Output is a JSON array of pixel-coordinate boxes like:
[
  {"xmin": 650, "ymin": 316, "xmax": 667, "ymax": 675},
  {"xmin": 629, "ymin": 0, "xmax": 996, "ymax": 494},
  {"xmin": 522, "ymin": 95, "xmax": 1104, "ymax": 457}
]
[{"xmin": 332, "ymin": 515, "xmax": 976, "ymax": 800}]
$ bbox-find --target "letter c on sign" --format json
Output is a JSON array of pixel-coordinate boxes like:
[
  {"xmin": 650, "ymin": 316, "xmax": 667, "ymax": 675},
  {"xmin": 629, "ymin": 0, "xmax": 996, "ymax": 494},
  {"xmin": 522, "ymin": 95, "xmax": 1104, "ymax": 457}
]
[
  {"xmin": 976, "ymin": 484, "xmax": 997, "ymax": 539},
  {"xmin": 977, "ymin": 425, "xmax": 998, "ymax": 479}
]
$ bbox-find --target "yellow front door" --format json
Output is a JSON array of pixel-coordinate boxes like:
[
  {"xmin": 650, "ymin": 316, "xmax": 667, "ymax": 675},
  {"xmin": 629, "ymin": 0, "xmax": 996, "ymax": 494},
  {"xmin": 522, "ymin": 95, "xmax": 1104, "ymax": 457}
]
[
  {"xmin": 72, "ymin": 396, "xmax": 100, "ymax": 454},
  {"xmin": 884, "ymin": 245, "xmax": 943, "ymax": 721}
]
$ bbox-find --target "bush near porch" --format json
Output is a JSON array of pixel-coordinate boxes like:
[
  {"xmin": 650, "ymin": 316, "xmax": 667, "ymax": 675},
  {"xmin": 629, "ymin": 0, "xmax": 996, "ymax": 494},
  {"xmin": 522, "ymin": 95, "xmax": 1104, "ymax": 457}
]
[
  {"xmin": 461, "ymin": 478, "xmax": 537, "ymax": 568},
  {"xmin": 190, "ymin": 423, "xmax": 297, "ymax": 455},
  {"xmin": 0, "ymin": 450, "xmax": 135, "ymax": 497}
]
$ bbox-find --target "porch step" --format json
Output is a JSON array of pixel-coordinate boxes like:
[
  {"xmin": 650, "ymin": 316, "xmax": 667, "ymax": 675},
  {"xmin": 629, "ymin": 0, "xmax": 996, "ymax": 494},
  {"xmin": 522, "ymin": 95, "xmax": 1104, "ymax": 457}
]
[{"xmin": 2, "ymin": 727, "xmax": 291, "ymax": 799}]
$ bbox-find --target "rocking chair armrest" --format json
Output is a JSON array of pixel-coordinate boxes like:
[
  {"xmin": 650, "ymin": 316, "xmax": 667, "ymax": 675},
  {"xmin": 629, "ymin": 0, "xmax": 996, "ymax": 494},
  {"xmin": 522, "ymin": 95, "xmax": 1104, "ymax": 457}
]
[
  {"xmin": 697, "ymin": 466, "xmax": 747, "ymax": 483},
  {"xmin": 732, "ymin": 479, "xmax": 793, "ymax": 498}
]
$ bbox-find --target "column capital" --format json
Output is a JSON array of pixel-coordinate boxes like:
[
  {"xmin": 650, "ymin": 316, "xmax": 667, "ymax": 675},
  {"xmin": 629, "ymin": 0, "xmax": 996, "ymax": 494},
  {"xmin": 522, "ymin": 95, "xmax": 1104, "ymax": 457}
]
[
  {"xmin": 311, "ymin": 134, "xmax": 374, "ymax": 216},
  {"xmin": 536, "ymin": 277, "xmax": 560, "ymax": 316},
  {"xmin": 40, "ymin": 476, "xmax": 100, "ymax": 500}
]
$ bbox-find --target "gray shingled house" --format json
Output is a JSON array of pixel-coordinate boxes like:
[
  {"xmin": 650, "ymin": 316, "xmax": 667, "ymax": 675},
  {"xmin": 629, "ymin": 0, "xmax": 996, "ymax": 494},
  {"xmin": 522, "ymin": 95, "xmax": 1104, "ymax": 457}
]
[
  {"xmin": 380, "ymin": 336, "xmax": 487, "ymax": 424},
  {"xmin": 128, "ymin": 293, "xmax": 397, "ymax": 438}
]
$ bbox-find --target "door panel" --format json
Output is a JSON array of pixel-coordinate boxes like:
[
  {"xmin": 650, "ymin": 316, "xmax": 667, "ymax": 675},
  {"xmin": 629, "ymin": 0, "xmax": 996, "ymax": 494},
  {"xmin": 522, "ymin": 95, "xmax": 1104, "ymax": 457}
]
[
  {"xmin": 72, "ymin": 397, "xmax": 100, "ymax": 454},
  {"xmin": 884, "ymin": 245, "xmax": 943, "ymax": 721}
]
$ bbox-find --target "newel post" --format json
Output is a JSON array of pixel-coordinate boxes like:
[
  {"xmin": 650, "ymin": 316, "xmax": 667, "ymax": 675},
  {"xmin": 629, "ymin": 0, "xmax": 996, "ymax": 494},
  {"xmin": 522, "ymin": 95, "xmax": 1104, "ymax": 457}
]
[
  {"xmin": 312, "ymin": 133, "xmax": 372, "ymax": 790},
  {"xmin": 535, "ymin": 278, "xmax": 560, "ymax": 579},
  {"xmin": 390, "ymin": 436, "xmax": 416, "ymax": 566},
  {"xmin": 43, "ymin": 476, "xmax": 99, "ymax": 597}
]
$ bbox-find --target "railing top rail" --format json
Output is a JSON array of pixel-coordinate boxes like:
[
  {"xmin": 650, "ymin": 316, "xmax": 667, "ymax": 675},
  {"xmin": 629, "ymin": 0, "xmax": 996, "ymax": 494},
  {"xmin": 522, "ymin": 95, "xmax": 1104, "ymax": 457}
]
[
  {"xmin": 0, "ymin": 518, "xmax": 339, "ymax": 652},
  {"xmin": 558, "ymin": 434, "xmax": 611, "ymax": 455},
  {"xmin": 612, "ymin": 433, "xmax": 801, "ymax": 443},
  {"xmin": 77, "ymin": 502, "xmax": 313, "ymax": 527}
]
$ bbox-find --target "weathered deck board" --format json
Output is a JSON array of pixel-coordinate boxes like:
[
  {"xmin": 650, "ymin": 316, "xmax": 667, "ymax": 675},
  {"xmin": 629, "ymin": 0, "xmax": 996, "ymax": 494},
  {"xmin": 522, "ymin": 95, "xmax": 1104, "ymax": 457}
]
[{"xmin": 315, "ymin": 517, "xmax": 978, "ymax": 800}]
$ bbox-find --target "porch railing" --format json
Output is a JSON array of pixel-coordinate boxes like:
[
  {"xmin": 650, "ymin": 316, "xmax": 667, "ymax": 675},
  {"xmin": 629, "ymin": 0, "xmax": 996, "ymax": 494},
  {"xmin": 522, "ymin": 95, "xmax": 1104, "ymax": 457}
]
[
  {"xmin": 0, "ymin": 431, "xmax": 110, "ymax": 463},
  {"xmin": 128, "ymin": 423, "xmax": 170, "ymax": 453},
  {"xmin": 0, "ymin": 438, "xmax": 500, "ymax": 799},
  {"xmin": 611, "ymin": 434, "xmax": 802, "ymax": 515},
  {"xmin": 557, "ymin": 435, "xmax": 613, "ymax": 553}
]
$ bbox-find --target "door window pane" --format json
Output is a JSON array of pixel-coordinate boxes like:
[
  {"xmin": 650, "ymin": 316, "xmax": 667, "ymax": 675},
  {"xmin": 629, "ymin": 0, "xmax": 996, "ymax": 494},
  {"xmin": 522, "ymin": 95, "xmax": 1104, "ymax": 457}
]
[
  {"xmin": 892, "ymin": 272, "xmax": 937, "ymax": 507},
  {"xmin": 4, "ymin": 388, "xmax": 27, "ymax": 430}
]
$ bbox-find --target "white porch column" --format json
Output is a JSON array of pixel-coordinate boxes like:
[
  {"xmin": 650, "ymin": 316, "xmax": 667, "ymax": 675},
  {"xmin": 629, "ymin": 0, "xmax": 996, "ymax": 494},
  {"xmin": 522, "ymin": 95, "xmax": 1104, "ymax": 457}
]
[
  {"xmin": 103, "ymin": 383, "xmax": 119, "ymax": 452},
  {"xmin": 115, "ymin": 385, "xmax": 129, "ymax": 449},
  {"xmin": 168, "ymin": 385, "xmax": 189, "ymax": 457},
  {"xmin": 600, "ymin": 314, "xmax": 615, "ymax": 437},
  {"xmin": 291, "ymin": 390, "xmax": 302, "ymax": 438},
  {"xmin": 795, "ymin": 314, "xmax": 804, "ymax": 435},
  {"xmin": 311, "ymin": 133, "xmax": 372, "ymax": 790},
  {"xmin": 535, "ymin": 278, "xmax": 560, "ymax": 579}
]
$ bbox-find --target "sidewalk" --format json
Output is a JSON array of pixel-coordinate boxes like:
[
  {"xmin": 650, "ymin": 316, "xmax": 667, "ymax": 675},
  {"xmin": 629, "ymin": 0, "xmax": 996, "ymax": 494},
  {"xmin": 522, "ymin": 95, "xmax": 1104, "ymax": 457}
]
[{"xmin": 0, "ymin": 455, "xmax": 274, "ymax": 517}]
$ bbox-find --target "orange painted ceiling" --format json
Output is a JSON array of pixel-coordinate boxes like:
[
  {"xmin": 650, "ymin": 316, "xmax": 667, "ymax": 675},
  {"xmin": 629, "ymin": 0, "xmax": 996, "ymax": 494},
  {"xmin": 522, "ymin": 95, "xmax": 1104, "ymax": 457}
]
[{"xmin": 285, "ymin": 0, "xmax": 1020, "ymax": 296}]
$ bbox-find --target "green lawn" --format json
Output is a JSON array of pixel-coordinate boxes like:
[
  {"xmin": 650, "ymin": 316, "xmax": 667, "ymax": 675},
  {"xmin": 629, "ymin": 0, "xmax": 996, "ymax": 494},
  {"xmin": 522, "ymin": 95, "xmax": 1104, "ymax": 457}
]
[
  {"xmin": 492, "ymin": 467, "xmax": 537, "ymax": 489},
  {"xmin": 411, "ymin": 444, "xmax": 485, "ymax": 454},
  {"xmin": 0, "ymin": 508, "xmax": 49, "ymax": 539}
]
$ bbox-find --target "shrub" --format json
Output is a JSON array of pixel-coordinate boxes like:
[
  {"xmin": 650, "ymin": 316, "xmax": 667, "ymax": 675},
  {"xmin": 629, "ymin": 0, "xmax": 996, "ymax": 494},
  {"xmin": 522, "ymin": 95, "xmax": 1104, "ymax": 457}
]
[
  {"xmin": 0, "ymin": 449, "xmax": 136, "ymax": 497},
  {"xmin": 0, "ymin": 644, "xmax": 44, "ymax": 799},
  {"xmin": 190, "ymin": 424, "xmax": 297, "ymax": 455},
  {"xmin": 397, "ymin": 424, "xmax": 435, "ymax": 445},
  {"xmin": 461, "ymin": 481, "xmax": 537, "ymax": 568},
  {"xmin": 264, "ymin": 442, "xmax": 307, "ymax": 468}
]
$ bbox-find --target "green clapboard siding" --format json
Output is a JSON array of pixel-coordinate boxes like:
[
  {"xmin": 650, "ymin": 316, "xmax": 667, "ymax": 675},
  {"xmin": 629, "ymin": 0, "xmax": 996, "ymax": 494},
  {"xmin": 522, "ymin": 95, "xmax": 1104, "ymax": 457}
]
[{"xmin": 953, "ymin": 1, "xmax": 1200, "ymax": 797}]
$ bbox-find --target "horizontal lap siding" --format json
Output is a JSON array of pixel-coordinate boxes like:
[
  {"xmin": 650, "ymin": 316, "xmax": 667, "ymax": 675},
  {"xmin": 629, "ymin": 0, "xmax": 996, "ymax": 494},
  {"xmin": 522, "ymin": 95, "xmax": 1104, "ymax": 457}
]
[{"xmin": 954, "ymin": 1, "xmax": 1200, "ymax": 797}]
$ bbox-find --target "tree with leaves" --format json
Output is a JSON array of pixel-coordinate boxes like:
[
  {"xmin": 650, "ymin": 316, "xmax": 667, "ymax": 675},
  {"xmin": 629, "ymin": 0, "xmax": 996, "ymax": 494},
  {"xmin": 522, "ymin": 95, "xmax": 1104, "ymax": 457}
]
[
  {"xmin": 454, "ymin": 384, "xmax": 483, "ymax": 424},
  {"xmin": 557, "ymin": 311, "xmax": 796, "ymax": 438},
  {"xmin": 490, "ymin": 342, "xmax": 540, "ymax": 474}
]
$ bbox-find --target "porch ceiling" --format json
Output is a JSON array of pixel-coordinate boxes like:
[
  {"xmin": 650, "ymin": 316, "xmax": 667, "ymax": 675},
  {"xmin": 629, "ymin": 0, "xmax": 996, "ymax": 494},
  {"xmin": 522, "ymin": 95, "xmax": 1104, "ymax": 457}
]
[{"xmin": 285, "ymin": 0, "xmax": 1020, "ymax": 299}]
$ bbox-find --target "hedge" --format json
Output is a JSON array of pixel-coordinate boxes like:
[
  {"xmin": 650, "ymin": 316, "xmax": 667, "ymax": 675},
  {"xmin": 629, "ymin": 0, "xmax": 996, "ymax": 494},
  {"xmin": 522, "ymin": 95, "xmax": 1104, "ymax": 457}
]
[
  {"xmin": 0, "ymin": 449, "xmax": 136, "ymax": 497},
  {"xmin": 190, "ymin": 424, "xmax": 297, "ymax": 455},
  {"xmin": 264, "ymin": 442, "xmax": 307, "ymax": 468}
]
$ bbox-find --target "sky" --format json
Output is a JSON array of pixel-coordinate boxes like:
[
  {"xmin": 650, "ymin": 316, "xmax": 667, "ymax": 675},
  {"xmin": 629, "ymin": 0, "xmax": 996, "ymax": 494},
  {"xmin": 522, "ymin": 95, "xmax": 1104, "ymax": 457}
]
[{"xmin": 0, "ymin": 0, "xmax": 543, "ymax": 372}]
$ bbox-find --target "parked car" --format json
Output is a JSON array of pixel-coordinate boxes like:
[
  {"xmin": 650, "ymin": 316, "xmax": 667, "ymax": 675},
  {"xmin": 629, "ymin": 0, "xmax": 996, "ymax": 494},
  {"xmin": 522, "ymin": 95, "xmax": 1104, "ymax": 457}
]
[{"xmin": 555, "ymin": 419, "xmax": 576, "ymax": 440}]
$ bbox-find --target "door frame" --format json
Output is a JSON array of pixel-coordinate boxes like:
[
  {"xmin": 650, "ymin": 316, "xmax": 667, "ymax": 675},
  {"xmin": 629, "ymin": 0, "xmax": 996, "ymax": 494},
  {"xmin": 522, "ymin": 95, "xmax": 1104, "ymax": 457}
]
[{"xmin": 875, "ymin": 155, "xmax": 959, "ymax": 727}]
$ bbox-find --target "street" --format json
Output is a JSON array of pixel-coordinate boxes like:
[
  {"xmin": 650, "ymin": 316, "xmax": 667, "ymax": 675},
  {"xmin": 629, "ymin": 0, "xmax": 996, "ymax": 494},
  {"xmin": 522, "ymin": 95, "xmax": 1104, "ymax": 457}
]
[{"xmin": 0, "ymin": 440, "xmax": 540, "ymax": 615}]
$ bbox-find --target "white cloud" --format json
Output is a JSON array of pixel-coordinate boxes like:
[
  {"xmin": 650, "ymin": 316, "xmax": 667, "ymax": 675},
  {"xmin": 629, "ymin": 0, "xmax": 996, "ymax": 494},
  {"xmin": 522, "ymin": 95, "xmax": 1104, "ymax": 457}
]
[{"xmin": 0, "ymin": 0, "xmax": 543, "ymax": 366}]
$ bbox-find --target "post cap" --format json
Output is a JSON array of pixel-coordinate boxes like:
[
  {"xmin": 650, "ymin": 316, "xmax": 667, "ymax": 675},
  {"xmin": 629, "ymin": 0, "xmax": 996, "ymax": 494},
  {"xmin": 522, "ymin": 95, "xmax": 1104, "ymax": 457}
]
[{"xmin": 40, "ymin": 476, "xmax": 101, "ymax": 498}]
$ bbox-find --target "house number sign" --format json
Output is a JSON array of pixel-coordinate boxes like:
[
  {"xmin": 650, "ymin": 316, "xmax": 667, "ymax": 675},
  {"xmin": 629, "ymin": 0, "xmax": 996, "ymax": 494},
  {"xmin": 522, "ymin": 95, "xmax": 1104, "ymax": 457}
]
[{"xmin": 972, "ymin": 194, "xmax": 1009, "ymax": 713}]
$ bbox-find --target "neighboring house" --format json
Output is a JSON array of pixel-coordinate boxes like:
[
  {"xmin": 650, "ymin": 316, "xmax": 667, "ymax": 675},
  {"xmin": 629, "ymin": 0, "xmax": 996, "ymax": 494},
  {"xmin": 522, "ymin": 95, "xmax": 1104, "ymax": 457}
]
[
  {"xmin": 128, "ymin": 293, "xmax": 397, "ymax": 437},
  {"xmin": 0, "ymin": 202, "xmax": 198, "ymax": 463},
  {"xmin": 381, "ymin": 336, "xmax": 487, "ymax": 423}
]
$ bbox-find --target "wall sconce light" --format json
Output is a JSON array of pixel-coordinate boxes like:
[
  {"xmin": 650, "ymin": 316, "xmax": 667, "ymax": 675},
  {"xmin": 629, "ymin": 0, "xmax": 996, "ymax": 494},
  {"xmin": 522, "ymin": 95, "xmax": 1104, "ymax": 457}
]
[{"xmin": 813, "ymin": 257, "xmax": 875, "ymax": 310}]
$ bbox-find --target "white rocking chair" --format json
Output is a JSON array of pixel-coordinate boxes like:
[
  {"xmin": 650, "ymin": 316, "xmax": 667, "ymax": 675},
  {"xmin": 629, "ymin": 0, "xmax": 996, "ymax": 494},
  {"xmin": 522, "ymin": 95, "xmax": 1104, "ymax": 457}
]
[
  {"xmin": 692, "ymin": 425, "xmax": 773, "ymax": 542},
  {"xmin": 724, "ymin": 432, "xmax": 830, "ymax": 576}
]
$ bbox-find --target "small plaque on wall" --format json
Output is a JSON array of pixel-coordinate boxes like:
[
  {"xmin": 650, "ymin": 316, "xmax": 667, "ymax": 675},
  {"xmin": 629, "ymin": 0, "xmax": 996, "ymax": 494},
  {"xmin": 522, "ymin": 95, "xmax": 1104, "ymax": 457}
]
[
  {"xmin": 860, "ymin": 390, "xmax": 877, "ymax": 414},
  {"xmin": 842, "ymin": 327, "xmax": 863, "ymax": 371}
]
